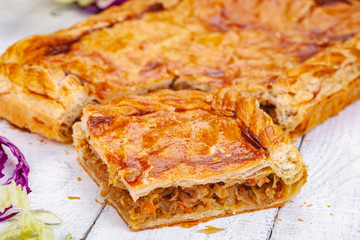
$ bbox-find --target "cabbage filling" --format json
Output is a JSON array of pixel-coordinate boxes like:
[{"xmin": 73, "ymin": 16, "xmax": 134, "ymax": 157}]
[{"xmin": 80, "ymin": 139, "xmax": 286, "ymax": 226}]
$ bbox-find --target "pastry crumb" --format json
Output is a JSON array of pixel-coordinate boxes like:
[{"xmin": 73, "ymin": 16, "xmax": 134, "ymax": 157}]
[
  {"xmin": 176, "ymin": 222, "xmax": 199, "ymax": 228},
  {"xmin": 328, "ymin": 205, "xmax": 331, "ymax": 208},
  {"xmin": 298, "ymin": 219, "xmax": 304, "ymax": 222},
  {"xmin": 68, "ymin": 196, "xmax": 80, "ymax": 200},
  {"xmin": 95, "ymin": 199, "xmax": 105, "ymax": 205},
  {"xmin": 330, "ymin": 213, "xmax": 333, "ymax": 216},
  {"xmin": 307, "ymin": 204, "xmax": 313, "ymax": 207},
  {"xmin": 198, "ymin": 226, "xmax": 224, "ymax": 234},
  {"xmin": 77, "ymin": 177, "xmax": 82, "ymax": 181}
]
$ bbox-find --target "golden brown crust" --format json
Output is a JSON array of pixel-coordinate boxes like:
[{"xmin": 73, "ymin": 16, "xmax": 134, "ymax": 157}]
[
  {"xmin": 78, "ymin": 89, "xmax": 306, "ymax": 200},
  {"xmin": 0, "ymin": 64, "xmax": 90, "ymax": 142},
  {"xmin": 270, "ymin": 34, "xmax": 360, "ymax": 137},
  {"xmin": 0, "ymin": 0, "xmax": 179, "ymax": 141},
  {"xmin": 73, "ymin": 89, "xmax": 307, "ymax": 231},
  {"xmin": 2, "ymin": 0, "xmax": 360, "ymax": 141}
]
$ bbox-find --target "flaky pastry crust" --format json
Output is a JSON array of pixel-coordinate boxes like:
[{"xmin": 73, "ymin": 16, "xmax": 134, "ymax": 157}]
[
  {"xmin": 73, "ymin": 89, "xmax": 307, "ymax": 230},
  {"xmin": 270, "ymin": 34, "xmax": 360, "ymax": 137},
  {"xmin": 1, "ymin": 0, "xmax": 360, "ymax": 141}
]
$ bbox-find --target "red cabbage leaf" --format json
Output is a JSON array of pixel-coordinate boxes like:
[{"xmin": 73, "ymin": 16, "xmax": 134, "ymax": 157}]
[{"xmin": 0, "ymin": 136, "xmax": 31, "ymax": 222}]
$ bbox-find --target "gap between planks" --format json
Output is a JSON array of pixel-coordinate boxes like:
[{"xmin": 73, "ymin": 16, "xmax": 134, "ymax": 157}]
[
  {"xmin": 266, "ymin": 135, "xmax": 306, "ymax": 240},
  {"xmin": 83, "ymin": 204, "xmax": 107, "ymax": 239}
]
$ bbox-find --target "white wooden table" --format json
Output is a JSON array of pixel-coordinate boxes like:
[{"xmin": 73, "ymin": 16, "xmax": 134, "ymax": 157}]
[{"xmin": 1, "ymin": 1, "xmax": 360, "ymax": 239}]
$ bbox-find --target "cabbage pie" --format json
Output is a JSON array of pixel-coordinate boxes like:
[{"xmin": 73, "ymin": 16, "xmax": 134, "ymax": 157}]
[
  {"xmin": 1, "ymin": 0, "xmax": 360, "ymax": 141},
  {"xmin": 73, "ymin": 89, "xmax": 307, "ymax": 231}
]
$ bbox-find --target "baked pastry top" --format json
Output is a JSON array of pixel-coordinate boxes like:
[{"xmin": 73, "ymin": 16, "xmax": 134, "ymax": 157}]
[
  {"xmin": 6, "ymin": 0, "xmax": 359, "ymax": 96},
  {"xmin": 270, "ymin": 33, "xmax": 360, "ymax": 136},
  {"xmin": 1, "ymin": 0, "xmax": 360, "ymax": 141},
  {"xmin": 73, "ymin": 89, "xmax": 307, "ymax": 230},
  {"xmin": 80, "ymin": 89, "xmax": 305, "ymax": 199}
]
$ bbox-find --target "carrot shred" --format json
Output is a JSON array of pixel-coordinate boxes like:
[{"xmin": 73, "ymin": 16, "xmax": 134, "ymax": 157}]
[
  {"xmin": 177, "ymin": 201, "xmax": 185, "ymax": 211},
  {"xmin": 144, "ymin": 203, "xmax": 158, "ymax": 214},
  {"xmin": 248, "ymin": 178, "xmax": 257, "ymax": 184},
  {"xmin": 239, "ymin": 186, "xmax": 246, "ymax": 191},
  {"xmin": 220, "ymin": 192, "xmax": 226, "ymax": 199},
  {"xmin": 177, "ymin": 201, "xmax": 193, "ymax": 213},
  {"xmin": 184, "ymin": 207, "xmax": 194, "ymax": 213}
]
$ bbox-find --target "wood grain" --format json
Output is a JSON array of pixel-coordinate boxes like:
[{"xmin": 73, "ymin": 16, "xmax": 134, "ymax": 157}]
[
  {"xmin": 0, "ymin": 120, "xmax": 105, "ymax": 239},
  {"xmin": 0, "ymin": 0, "xmax": 87, "ymax": 50},
  {"xmin": 86, "ymin": 206, "xmax": 278, "ymax": 240},
  {"xmin": 270, "ymin": 101, "xmax": 360, "ymax": 240},
  {"xmin": 1, "ymin": 1, "xmax": 360, "ymax": 239}
]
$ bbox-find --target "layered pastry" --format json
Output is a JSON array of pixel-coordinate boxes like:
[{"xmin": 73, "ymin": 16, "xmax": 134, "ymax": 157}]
[
  {"xmin": 1, "ymin": 0, "xmax": 360, "ymax": 141},
  {"xmin": 72, "ymin": 89, "xmax": 307, "ymax": 231},
  {"xmin": 270, "ymin": 34, "xmax": 360, "ymax": 136}
]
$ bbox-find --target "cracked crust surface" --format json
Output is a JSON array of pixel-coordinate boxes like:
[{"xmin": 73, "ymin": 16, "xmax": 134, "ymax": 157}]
[
  {"xmin": 72, "ymin": 89, "xmax": 307, "ymax": 230},
  {"xmin": 270, "ymin": 34, "xmax": 360, "ymax": 137},
  {"xmin": 1, "ymin": 0, "xmax": 360, "ymax": 141},
  {"xmin": 75, "ymin": 89, "xmax": 306, "ymax": 200}
]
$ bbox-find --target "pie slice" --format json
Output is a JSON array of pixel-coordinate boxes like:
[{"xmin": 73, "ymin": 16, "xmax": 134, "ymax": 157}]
[
  {"xmin": 1, "ymin": 0, "xmax": 360, "ymax": 142},
  {"xmin": 72, "ymin": 89, "xmax": 307, "ymax": 231}
]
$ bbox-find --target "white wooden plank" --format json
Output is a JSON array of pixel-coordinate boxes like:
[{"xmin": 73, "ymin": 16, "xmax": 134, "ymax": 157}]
[
  {"xmin": 0, "ymin": 1, "xmax": 281, "ymax": 239},
  {"xmin": 270, "ymin": 101, "xmax": 360, "ymax": 240},
  {"xmin": 0, "ymin": 0, "xmax": 88, "ymax": 52},
  {"xmin": 0, "ymin": 2, "xmax": 100, "ymax": 239},
  {"xmin": 0, "ymin": 120, "xmax": 105, "ymax": 239},
  {"xmin": 87, "ymin": 205, "xmax": 278, "ymax": 240},
  {"xmin": 0, "ymin": 1, "xmax": 342, "ymax": 239}
]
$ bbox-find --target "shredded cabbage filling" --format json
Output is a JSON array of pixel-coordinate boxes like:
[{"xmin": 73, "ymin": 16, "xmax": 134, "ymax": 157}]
[{"xmin": 81, "ymin": 140, "xmax": 286, "ymax": 226}]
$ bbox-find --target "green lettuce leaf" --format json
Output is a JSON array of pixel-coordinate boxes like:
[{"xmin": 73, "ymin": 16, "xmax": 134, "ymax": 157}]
[{"xmin": 0, "ymin": 182, "xmax": 54, "ymax": 240}]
